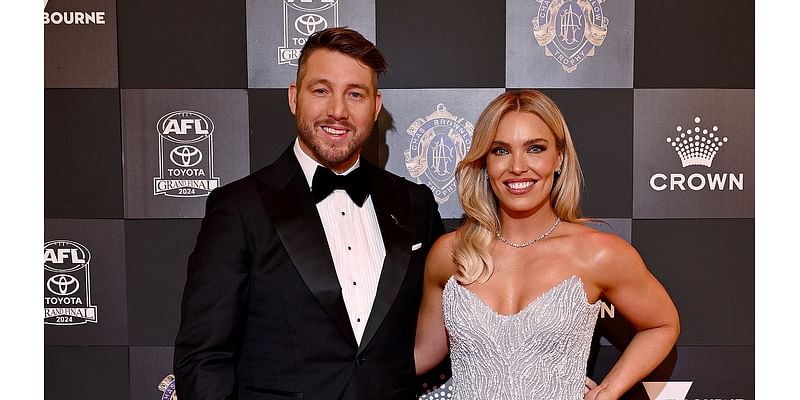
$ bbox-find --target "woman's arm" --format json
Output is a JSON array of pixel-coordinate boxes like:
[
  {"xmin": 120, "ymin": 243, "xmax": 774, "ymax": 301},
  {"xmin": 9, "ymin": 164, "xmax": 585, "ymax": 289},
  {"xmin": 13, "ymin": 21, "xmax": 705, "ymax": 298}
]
[
  {"xmin": 414, "ymin": 233, "xmax": 457, "ymax": 375},
  {"xmin": 585, "ymin": 234, "xmax": 680, "ymax": 400}
]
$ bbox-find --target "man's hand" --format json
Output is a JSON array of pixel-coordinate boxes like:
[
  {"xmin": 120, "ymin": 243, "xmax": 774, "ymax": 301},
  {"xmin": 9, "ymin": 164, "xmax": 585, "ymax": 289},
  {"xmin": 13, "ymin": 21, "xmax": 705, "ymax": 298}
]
[
  {"xmin": 584, "ymin": 377, "xmax": 616, "ymax": 400},
  {"xmin": 584, "ymin": 376, "xmax": 597, "ymax": 395}
]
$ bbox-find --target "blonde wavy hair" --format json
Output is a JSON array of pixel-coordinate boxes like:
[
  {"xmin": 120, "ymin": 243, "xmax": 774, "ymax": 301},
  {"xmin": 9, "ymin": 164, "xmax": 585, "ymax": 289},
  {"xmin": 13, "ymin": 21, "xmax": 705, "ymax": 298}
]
[{"xmin": 453, "ymin": 90, "xmax": 584, "ymax": 284}]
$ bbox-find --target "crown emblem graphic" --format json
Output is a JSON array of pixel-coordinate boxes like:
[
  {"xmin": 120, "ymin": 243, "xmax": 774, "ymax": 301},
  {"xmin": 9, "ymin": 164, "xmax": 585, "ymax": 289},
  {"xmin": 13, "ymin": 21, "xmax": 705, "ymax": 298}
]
[{"xmin": 666, "ymin": 116, "xmax": 728, "ymax": 167}]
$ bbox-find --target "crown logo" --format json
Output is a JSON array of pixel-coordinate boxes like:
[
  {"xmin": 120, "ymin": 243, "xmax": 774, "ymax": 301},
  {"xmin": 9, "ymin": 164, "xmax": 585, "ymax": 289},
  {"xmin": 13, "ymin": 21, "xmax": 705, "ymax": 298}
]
[{"xmin": 666, "ymin": 116, "xmax": 728, "ymax": 167}]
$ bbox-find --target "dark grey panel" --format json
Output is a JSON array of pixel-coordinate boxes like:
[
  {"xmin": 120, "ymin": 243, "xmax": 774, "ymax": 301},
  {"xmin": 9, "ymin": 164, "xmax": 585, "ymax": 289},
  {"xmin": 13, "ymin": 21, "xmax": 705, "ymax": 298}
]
[
  {"xmin": 632, "ymin": 219, "xmax": 753, "ymax": 346},
  {"xmin": 45, "ymin": 346, "xmax": 130, "ymax": 400},
  {"xmin": 129, "ymin": 346, "xmax": 176, "ymax": 400},
  {"xmin": 44, "ymin": 0, "xmax": 118, "ymax": 88},
  {"xmin": 117, "ymin": 0, "xmax": 247, "ymax": 88},
  {"xmin": 541, "ymin": 89, "xmax": 633, "ymax": 218},
  {"xmin": 45, "ymin": 89, "xmax": 123, "ymax": 219},
  {"xmin": 247, "ymin": 88, "xmax": 304, "ymax": 171},
  {"xmin": 376, "ymin": 0, "xmax": 505, "ymax": 88},
  {"xmin": 634, "ymin": 0, "xmax": 754, "ymax": 88},
  {"xmin": 125, "ymin": 219, "xmax": 201, "ymax": 345},
  {"xmin": 121, "ymin": 90, "xmax": 251, "ymax": 218},
  {"xmin": 585, "ymin": 218, "xmax": 631, "ymax": 243},
  {"xmin": 443, "ymin": 218, "xmax": 464, "ymax": 234},
  {"xmin": 507, "ymin": 0, "xmax": 634, "ymax": 88},
  {"xmin": 247, "ymin": 0, "xmax": 376, "ymax": 88},
  {"xmin": 44, "ymin": 219, "xmax": 128, "ymax": 345},
  {"xmin": 590, "ymin": 345, "xmax": 753, "ymax": 400},
  {"xmin": 633, "ymin": 89, "xmax": 754, "ymax": 218}
]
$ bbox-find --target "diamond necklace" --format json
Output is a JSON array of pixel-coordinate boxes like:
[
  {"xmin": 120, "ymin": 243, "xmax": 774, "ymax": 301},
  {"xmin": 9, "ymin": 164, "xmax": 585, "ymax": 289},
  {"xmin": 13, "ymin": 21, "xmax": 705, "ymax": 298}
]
[{"xmin": 496, "ymin": 217, "xmax": 560, "ymax": 248}]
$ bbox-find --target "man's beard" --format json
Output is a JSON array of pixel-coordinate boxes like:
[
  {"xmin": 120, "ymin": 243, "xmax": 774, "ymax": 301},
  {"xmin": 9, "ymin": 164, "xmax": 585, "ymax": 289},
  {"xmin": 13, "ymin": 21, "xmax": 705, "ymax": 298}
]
[{"xmin": 296, "ymin": 118, "xmax": 369, "ymax": 168}]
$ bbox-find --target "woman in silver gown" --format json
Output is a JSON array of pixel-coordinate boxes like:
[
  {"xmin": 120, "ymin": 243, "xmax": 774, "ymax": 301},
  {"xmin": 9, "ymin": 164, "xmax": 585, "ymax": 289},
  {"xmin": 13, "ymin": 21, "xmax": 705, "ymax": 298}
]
[{"xmin": 414, "ymin": 90, "xmax": 680, "ymax": 400}]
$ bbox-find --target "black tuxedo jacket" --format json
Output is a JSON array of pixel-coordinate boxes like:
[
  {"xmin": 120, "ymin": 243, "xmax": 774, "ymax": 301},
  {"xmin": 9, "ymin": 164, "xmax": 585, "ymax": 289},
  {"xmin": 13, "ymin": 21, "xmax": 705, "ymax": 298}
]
[{"xmin": 174, "ymin": 146, "xmax": 445, "ymax": 400}]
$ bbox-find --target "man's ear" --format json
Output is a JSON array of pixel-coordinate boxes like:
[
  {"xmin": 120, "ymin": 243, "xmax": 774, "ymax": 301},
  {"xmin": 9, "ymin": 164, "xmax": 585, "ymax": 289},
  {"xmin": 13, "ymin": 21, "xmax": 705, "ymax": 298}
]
[
  {"xmin": 288, "ymin": 82, "xmax": 298, "ymax": 115},
  {"xmin": 373, "ymin": 90, "xmax": 383, "ymax": 121}
]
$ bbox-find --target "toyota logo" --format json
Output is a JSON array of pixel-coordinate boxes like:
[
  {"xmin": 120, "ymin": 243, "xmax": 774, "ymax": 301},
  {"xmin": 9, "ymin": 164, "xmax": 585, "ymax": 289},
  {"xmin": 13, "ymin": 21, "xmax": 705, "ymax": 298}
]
[
  {"xmin": 295, "ymin": 14, "xmax": 327, "ymax": 36},
  {"xmin": 47, "ymin": 274, "xmax": 80, "ymax": 296},
  {"xmin": 170, "ymin": 145, "xmax": 203, "ymax": 167}
]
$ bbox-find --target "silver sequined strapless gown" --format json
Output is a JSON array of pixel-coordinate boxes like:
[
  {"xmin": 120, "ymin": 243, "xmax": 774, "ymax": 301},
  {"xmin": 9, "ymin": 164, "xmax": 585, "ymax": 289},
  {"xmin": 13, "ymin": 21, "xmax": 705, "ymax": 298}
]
[{"xmin": 429, "ymin": 275, "xmax": 601, "ymax": 400}]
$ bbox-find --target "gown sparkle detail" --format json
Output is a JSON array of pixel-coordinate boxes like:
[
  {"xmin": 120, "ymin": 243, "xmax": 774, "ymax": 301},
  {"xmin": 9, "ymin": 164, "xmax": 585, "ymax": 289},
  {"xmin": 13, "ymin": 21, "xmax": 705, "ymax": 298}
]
[{"xmin": 432, "ymin": 275, "xmax": 601, "ymax": 400}]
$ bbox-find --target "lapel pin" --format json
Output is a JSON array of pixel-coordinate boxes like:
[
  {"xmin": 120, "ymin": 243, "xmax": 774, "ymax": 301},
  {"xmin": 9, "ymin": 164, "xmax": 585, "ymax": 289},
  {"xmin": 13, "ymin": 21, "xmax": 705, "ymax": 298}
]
[
  {"xmin": 389, "ymin": 213, "xmax": 405, "ymax": 229},
  {"xmin": 391, "ymin": 214, "xmax": 406, "ymax": 227}
]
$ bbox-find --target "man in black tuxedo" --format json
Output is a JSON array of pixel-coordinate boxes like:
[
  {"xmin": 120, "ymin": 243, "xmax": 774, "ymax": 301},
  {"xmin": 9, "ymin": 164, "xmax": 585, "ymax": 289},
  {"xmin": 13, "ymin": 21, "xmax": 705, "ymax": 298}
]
[{"xmin": 174, "ymin": 27, "xmax": 445, "ymax": 400}]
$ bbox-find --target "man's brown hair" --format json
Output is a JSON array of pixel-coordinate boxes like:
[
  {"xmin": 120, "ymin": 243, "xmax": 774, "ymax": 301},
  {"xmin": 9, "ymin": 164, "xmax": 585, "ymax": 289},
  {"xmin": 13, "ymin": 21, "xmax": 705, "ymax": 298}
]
[{"xmin": 296, "ymin": 27, "xmax": 388, "ymax": 85}]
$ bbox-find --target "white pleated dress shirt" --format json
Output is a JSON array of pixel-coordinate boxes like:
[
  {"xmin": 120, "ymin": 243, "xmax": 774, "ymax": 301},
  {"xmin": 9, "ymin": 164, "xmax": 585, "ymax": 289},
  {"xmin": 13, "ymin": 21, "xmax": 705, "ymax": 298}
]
[{"xmin": 294, "ymin": 140, "xmax": 386, "ymax": 344}]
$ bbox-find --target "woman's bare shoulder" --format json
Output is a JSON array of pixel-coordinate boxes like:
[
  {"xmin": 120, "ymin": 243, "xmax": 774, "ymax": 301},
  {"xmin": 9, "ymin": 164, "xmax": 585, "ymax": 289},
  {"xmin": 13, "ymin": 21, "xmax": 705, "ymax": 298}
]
[
  {"xmin": 426, "ymin": 231, "xmax": 459, "ymax": 282},
  {"xmin": 558, "ymin": 221, "xmax": 648, "ymax": 290},
  {"xmin": 557, "ymin": 222, "xmax": 639, "ymax": 268}
]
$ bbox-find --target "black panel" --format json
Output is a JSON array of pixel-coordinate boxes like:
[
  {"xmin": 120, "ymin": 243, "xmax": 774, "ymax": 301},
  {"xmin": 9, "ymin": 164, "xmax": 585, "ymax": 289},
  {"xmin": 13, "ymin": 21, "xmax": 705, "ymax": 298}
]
[
  {"xmin": 376, "ymin": 0, "xmax": 505, "ymax": 88},
  {"xmin": 634, "ymin": 0, "xmax": 755, "ymax": 88},
  {"xmin": 632, "ymin": 219, "xmax": 754, "ymax": 345},
  {"xmin": 45, "ymin": 89, "xmax": 123, "ymax": 218},
  {"xmin": 125, "ymin": 219, "xmax": 201, "ymax": 345},
  {"xmin": 443, "ymin": 218, "xmax": 463, "ymax": 233},
  {"xmin": 247, "ymin": 89, "xmax": 301, "ymax": 171},
  {"xmin": 45, "ymin": 346, "xmax": 130, "ymax": 400},
  {"xmin": 541, "ymin": 89, "xmax": 634, "ymax": 218},
  {"xmin": 117, "ymin": 0, "xmax": 247, "ymax": 88}
]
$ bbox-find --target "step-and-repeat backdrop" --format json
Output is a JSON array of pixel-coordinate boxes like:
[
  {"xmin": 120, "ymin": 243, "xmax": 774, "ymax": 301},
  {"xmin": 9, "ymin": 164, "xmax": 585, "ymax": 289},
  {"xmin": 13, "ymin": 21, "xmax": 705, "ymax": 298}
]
[{"xmin": 44, "ymin": 1, "xmax": 753, "ymax": 399}]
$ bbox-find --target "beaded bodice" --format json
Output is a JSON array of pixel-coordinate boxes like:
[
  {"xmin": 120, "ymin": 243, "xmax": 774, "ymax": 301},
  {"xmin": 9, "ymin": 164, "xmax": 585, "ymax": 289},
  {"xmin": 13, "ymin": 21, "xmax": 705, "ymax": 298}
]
[{"xmin": 442, "ymin": 275, "xmax": 600, "ymax": 400}]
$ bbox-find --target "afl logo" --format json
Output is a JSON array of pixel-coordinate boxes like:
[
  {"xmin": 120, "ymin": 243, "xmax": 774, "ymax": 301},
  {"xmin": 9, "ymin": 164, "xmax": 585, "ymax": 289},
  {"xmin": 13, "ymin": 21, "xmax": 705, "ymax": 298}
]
[
  {"xmin": 43, "ymin": 240, "xmax": 91, "ymax": 273},
  {"xmin": 157, "ymin": 110, "xmax": 215, "ymax": 144},
  {"xmin": 154, "ymin": 109, "xmax": 220, "ymax": 197},
  {"xmin": 404, "ymin": 104, "xmax": 474, "ymax": 204},
  {"xmin": 43, "ymin": 239, "xmax": 98, "ymax": 325}
]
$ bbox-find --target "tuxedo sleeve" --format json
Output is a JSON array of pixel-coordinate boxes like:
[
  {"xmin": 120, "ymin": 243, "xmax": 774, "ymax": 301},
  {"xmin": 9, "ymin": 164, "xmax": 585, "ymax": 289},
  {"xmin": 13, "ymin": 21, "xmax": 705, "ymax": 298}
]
[
  {"xmin": 174, "ymin": 186, "xmax": 252, "ymax": 400},
  {"xmin": 415, "ymin": 183, "xmax": 446, "ymax": 246}
]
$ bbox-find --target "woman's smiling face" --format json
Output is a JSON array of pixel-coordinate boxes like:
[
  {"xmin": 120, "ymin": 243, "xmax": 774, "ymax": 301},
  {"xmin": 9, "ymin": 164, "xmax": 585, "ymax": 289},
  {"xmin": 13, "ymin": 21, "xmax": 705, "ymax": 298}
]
[{"xmin": 486, "ymin": 111, "xmax": 563, "ymax": 219}]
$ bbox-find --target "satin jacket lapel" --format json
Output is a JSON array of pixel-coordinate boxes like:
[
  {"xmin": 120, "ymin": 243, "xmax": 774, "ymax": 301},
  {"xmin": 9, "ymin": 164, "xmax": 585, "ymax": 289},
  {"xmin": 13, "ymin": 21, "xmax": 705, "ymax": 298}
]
[
  {"xmin": 358, "ymin": 166, "xmax": 412, "ymax": 354},
  {"xmin": 256, "ymin": 147, "xmax": 357, "ymax": 347}
]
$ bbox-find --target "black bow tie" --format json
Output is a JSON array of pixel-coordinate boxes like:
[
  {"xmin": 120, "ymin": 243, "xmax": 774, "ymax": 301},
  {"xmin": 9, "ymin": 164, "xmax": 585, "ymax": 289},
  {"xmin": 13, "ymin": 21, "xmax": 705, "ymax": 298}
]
[{"xmin": 311, "ymin": 165, "xmax": 370, "ymax": 207}]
